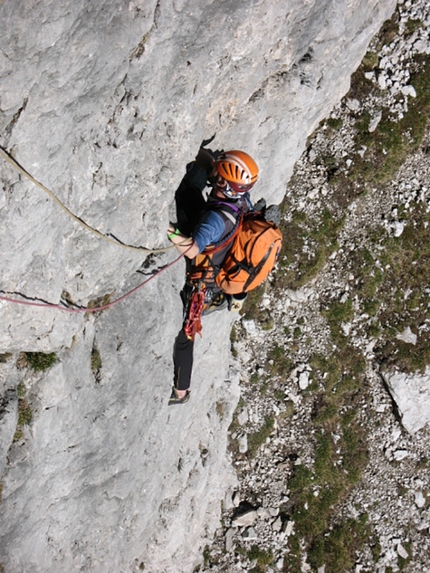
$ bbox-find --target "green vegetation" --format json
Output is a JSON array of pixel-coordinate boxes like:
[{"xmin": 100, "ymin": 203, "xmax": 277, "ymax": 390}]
[
  {"xmin": 247, "ymin": 545, "xmax": 274, "ymax": 572},
  {"xmin": 417, "ymin": 456, "xmax": 429, "ymax": 469},
  {"xmin": 316, "ymin": 15, "xmax": 430, "ymax": 213},
  {"xmin": 398, "ymin": 541, "xmax": 412, "ymax": 571},
  {"xmin": 24, "ymin": 352, "xmax": 57, "ymax": 371},
  {"xmin": 275, "ymin": 206, "xmax": 345, "ymax": 290},
  {"xmin": 13, "ymin": 383, "xmax": 32, "ymax": 442},
  {"xmin": 339, "ymin": 203, "xmax": 430, "ymax": 373},
  {"xmin": 284, "ymin": 429, "xmax": 369, "ymax": 570},
  {"xmin": 308, "ymin": 514, "xmax": 370, "ymax": 572},
  {"xmin": 203, "ymin": 545, "xmax": 211, "ymax": 567},
  {"xmin": 374, "ymin": 207, "xmax": 430, "ymax": 372},
  {"xmin": 248, "ymin": 416, "xmax": 274, "ymax": 457},
  {"xmin": 321, "ymin": 298, "xmax": 354, "ymax": 347},
  {"xmin": 235, "ymin": 545, "xmax": 247, "ymax": 556},
  {"xmin": 91, "ymin": 346, "xmax": 102, "ymax": 373},
  {"xmin": 405, "ymin": 18, "xmax": 422, "ymax": 36},
  {"xmin": 228, "ymin": 12, "xmax": 429, "ymax": 571},
  {"xmin": 361, "ymin": 51, "xmax": 379, "ymax": 71},
  {"xmin": 281, "ymin": 13, "xmax": 430, "ymax": 573},
  {"xmin": 280, "ymin": 339, "xmax": 369, "ymax": 571},
  {"xmin": 267, "ymin": 343, "xmax": 291, "ymax": 377},
  {"xmin": 350, "ymin": 54, "xmax": 430, "ymax": 186},
  {"xmin": 305, "ymin": 24, "xmax": 430, "ymax": 375},
  {"xmin": 241, "ymin": 285, "xmax": 274, "ymax": 330},
  {"xmin": 375, "ymin": 14, "xmax": 400, "ymax": 51},
  {"xmin": 326, "ymin": 117, "xmax": 343, "ymax": 130},
  {"xmin": 278, "ymin": 50, "xmax": 430, "ymax": 557}
]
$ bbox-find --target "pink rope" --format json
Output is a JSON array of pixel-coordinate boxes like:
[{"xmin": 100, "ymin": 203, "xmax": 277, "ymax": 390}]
[{"xmin": 0, "ymin": 252, "xmax": 185, "ymax": 314}]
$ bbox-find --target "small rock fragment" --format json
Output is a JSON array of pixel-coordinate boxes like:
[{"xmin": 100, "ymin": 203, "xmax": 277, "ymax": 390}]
[
  {"xmin": 285, "ymin": 520, "xmax": 294, "ymax": 536},
  {"xmin": 238, "ymin": 407, "xmax": 249, "ymax": 426},
  {"xmin": 401, "ymin": 84, "xmax": 416, "ymax": 97},
  {"xmin": 393, "ymin": 449, "xmax": 409, "ymax": 461},
  {"xmin": 415, "ymin": 491, "xmax": 426, "ymax": 508},
  {"xmin": 272, "ymin": 516, "xmax": 282, "ymax": 532},
  {"xmin": 396, "ymin": 326, "xmax": 417, "ymax": 345},
  {"xmin": 242, "ymin": 526, "xmax": 257, "ymax": 539},
  {"xmin": 397, "ymin": 543, "xmax": 409, "ymax": 559},
  {"xmin": 225, "ymin": 527, "xmax": 235, "ymax": 552},
  {"xmin": 239, "ymin": 434, "xmax": 248, "ymax": 454},
  {"xmin": 368, "ymin": 110, "xmax": 382, "ymax": 132},
  {"xmin": 232, "ymin": 510, "xmax": 258, "ymax": 527},
  {"xmin": 299, "ymin": 371, "xmax": 309, "ymax": 390}
]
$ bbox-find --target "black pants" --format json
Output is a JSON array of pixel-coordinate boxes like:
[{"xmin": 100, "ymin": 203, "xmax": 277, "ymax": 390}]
[
  {"xmin": 172, "ymin": 285, "xmax": 220, "ymax": 391},
  {"xmin": 171, "ymin": 154, "xmax": 215, "ymax": 392},
  {"xmin": 173, "ymin": 329, "xmax": 194, "ymax": 391}
]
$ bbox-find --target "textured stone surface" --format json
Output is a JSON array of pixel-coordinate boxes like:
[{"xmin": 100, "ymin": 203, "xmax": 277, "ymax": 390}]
[
  {"xmin": 0, "ymin": 1, "xmax": 397, "ymax": 571},
  {"xmin": 384, "ymin": 368, "xmax": 430, "ymax": 435},
  {"xmin": 0, "ymin": 281, "xmax": 241, "ymax": 572},
  {"xmin": 1, "ymin": 0, "xmax": 396, "ymax": 349}
]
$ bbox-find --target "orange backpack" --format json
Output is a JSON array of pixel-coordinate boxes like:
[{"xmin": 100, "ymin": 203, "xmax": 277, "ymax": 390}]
[{"xmin": 215, "ymin": 212, "xmax": 282, "ymax": 294}]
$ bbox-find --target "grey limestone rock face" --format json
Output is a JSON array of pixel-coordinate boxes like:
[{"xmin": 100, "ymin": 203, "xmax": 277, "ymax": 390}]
[
  {"xmin": 0, "ymin": 0, "xmax": 396, "ymax": 571},
  {"xmin": 1, "ymin": 0, "xmax": 396, "ymax": 350},
  {"xmin": 0, "ymin": 275, "xmax": 241, "ymax": 572}
]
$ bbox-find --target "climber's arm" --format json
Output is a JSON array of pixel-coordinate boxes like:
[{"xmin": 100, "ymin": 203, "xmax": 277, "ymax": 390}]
[
  {"xmin": 167, "ymin": 211, "xmax": 224, "ymax": 259},
  {"xmin": 167, "ymin": 224, "xmax": 200, "ymax": 258}
]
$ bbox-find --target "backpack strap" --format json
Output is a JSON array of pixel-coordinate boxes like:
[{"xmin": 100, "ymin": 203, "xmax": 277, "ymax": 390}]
[
  {"xmin": 187, "ymin": 199, "xmax": 244, "ymax": 289},
  {"xmin": 204, "ymin": 212, "xmax": 243, "ymax": 255},
  {"xmin": 201, "ymin": 199, "xmax": 243, "ymax": 252}
]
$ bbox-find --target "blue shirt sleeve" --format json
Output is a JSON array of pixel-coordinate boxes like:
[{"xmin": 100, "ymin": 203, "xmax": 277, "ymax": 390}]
[{"xmin": 192, "ymin": 210, "xmax": 226, "ymax": 253}]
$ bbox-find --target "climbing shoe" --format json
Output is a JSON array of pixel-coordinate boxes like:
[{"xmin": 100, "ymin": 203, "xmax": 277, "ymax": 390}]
[
  {"xmin": 202, "ymin": 292, "xmax": 229, "ymax": 315},
  {"xmin": 229, "ymin": 292, "xmax": 248, "ymax": 312},
  {"xmin": 168, "ymin": 388, "xmax": 190, "ymax": 406}
]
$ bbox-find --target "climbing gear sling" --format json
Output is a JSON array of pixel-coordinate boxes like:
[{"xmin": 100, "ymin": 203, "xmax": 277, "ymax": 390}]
[{"xmin": 183, "ymin": 287, "xmax": 206, "ymax": 340}]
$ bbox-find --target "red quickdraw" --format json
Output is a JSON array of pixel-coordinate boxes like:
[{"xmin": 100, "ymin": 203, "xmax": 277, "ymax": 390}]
[{"xmin": 183, "ymin": 287, "xmax": 206, "ymax": 340}]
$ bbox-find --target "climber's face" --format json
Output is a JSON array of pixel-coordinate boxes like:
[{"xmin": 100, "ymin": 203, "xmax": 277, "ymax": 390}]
[
  {"xmin": 222, "ymin": 180, "xmax": 241, "ymax": 199},
  {"xmin": 214, "ymin": 175, "xmax": 241, "ymax": 199}
]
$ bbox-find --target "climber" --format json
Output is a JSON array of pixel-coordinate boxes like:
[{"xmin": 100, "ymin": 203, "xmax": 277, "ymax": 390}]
[{"xmin": 167, "ymin": 148, "xmax": 259, "ymax": 405}]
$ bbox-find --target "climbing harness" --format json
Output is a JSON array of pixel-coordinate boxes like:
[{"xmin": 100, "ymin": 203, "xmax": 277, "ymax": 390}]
[
  {"xmin": 179, "ymin": 201, "xmax": 244, "ymax": 339},
  {"xmin": 0, "ymin": 146, "xmax": 175, "ymax": 254},
  {"xmin": 187, "ymin": 203, "xmax": 244, "ymax": 287}
]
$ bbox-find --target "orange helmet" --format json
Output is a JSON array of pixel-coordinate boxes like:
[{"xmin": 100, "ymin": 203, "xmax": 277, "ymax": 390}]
[{"xmin": 215, "ymin": 150, "xmax": 259, "ymax": 194}]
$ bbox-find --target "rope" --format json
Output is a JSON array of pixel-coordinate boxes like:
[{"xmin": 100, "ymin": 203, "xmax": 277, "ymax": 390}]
[
  {"xmin": 0, "ymin": 146, "xmax": 174, "ymax": 254},
  {"xmin": 0, "ymin": 252, "xmax": 186, "ymax": 313}
]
